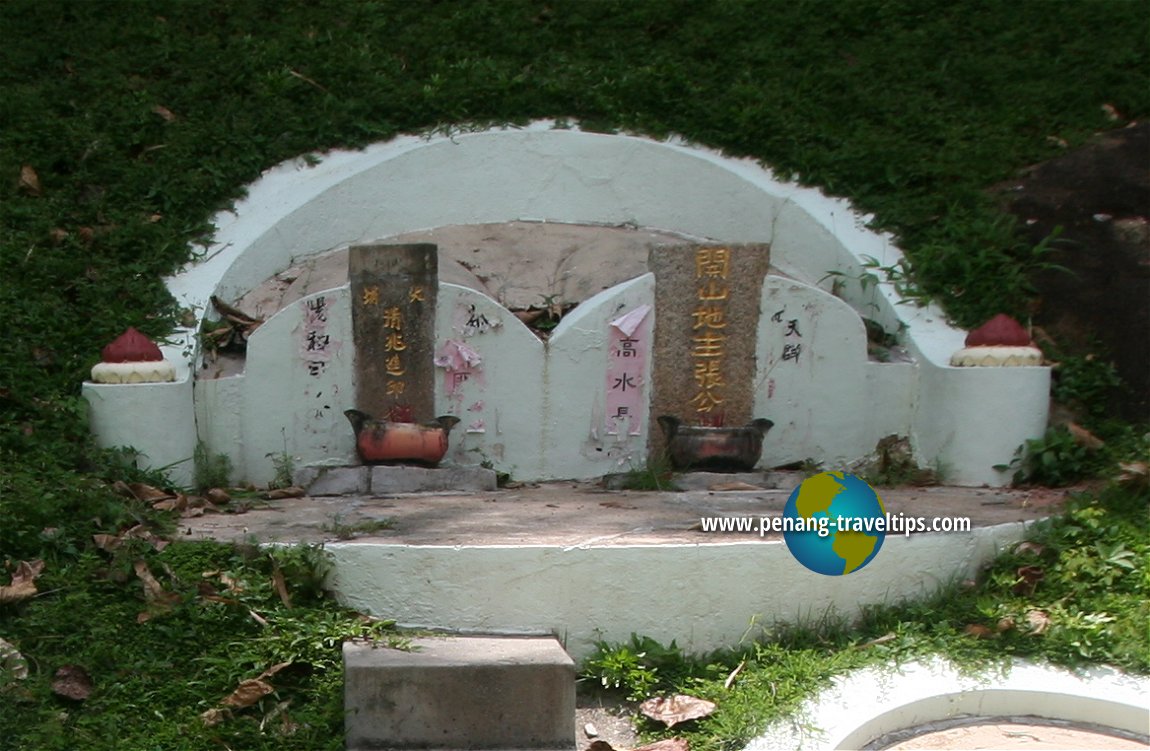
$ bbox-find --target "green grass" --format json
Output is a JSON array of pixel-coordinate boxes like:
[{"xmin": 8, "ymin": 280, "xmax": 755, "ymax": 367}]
[
  {"xmin": 0, "ymin": 543, "xmax": 401, "ymax": 751},
  {"xmin": 1, "ymin": 2, "xmax": 1148, "ymax": 748}
]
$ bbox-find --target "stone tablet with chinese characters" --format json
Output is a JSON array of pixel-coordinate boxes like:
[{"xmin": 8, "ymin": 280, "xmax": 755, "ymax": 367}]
[
  {"xmin": 349, "ymin": 243, "xmax": 437, "ymax": 421},
  {"xmin": 648, "ymin": 243, "xmax": 770, "ymax": 453}
]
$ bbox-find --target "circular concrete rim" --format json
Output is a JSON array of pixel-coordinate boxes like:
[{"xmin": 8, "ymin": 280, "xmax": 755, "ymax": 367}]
[
  {"xmin": 744, "ymin": 658, "xmax": 1150, "ymax": 751},
  {"xmin": 163, "ymin": 120, "xmax": 966, "ymax": 372},
  {"xmin": 868, "ymin": 714, "xmax": 1150, "ymax": 750},
  {"xmin": 154, "ymin": 120, "xmax": 1051, "ymax": 489}
]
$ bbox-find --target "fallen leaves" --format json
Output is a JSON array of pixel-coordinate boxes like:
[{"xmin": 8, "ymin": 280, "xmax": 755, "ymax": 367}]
[
  {"xmin": 1026, "ymin": 609, "xmax": 1052, "ymax": 635},
  {"xmin": 1012, "ymin": 541, "xmax": 1046, "ymax": 557},
  {"xmin": 203, "ymin": 662, "xmax": 293, "ymax": 727},
  {"xmin": 0, "ymin": 638, "xmax": 28, "ymax": 682},
  {"xmin": 1012, "ymin": 565, "xmax": 1045, "ymax": 596},
  {"xmin": 1117, "ymin": 460, "xmax": 1148, "ymax": 490},
  {"xmin": 223, "ymin": 677, "xmax": 275, "ymax": 708},
  {"xmin": 93, "ymin": 524, "xmax": 169, "ymax": 553},
  {"xmin": 134, "ymin": 559, "xmax": 181, "ymax": 622},
  {"xmin": 18, "ymin": 165, "xmax": 41, "ymax": 195},
  {"xmin": 52, "ymin": 664, "xmax": 94, "ymax": 701},
  {"xmin": 110, "ymin": 479, "xmax": 230, "ymax": 519},
  {"xmin": 639, "ymin": 694, "xmax": 716, "ymax": 728},
  {"xmin": 0, "ymin": 560, "xmax": 45, "ymax": 605},
  {"xmin": 1066, "ymin": 422, "xmax": 1105, "ymax": 451},
  {"xmin": 150, "ymin": 104, "xmax": 177, "ymax": 122},
  {"xmin": 723, "ymin": 659, "xmax": 745, "ymax": 689},
  {"xmin": 271, "ymin": 561, "xmax": 293, "ymax": 609},
  {"xmin": 984, "ymin": 608, "xmax": 1053, "ymax": 638},
  {"xmin": 963, "ymin": 623, "xmax": 995, "ymax": 639},
  {"xmin": 263, "ymin": 486, "xmax": 306, "ymax": 500}
]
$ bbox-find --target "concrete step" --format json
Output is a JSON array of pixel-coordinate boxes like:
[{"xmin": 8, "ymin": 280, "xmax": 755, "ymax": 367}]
[{"xmin": 345, "ymin": 635, "xmax": 575, "ymax": 750}]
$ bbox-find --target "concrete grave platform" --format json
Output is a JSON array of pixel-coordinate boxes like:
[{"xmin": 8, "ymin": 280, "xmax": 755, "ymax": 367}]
[
  {"xmin": 182, "ymin": 474, "xmax": 1069, "ymax": 661},
  {"xmin": 344, "ymin": 635, "xmax": 574, "ymax": 751}
]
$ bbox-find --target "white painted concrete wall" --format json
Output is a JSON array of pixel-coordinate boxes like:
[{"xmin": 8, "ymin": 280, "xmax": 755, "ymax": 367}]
[
  {"xmin": 756, "ymin": 276, "xmax": 917, "ymax": 470},
  {"xmin": 82, "ymin": 378, "xmax": 197, "ymax": 488},
  {"xmin": 326, "ymin": 523, "xmax": 1029, "ymax": 662},
  {"xmin": 748, "ymin": 658, "xmax": 1150, "ymax": 750},
  {"xmin": 86, "ymin": 123, "xmax": 1051, "ymax": 486},
  {"xmin": 436, "ymin": 277, "xmax": 655, "ymax": 481}
]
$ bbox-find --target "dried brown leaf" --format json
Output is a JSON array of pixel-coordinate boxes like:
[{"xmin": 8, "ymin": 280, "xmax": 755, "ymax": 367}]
[
  {"xmin": 128, "ymin": 483, "xmax": 173, "ymax": 502},
  {"xmin": 134, "ymin": 560, "xmax": 167, "ymax": 602},
  {"xmin": 0, "ymin": 560, "xmax": 44, "ymax": 604},
  {"xmin": 222, "ymin": 678, "xmax": 274, "ymax": 708},
  {"xmin": 257, "ymin": 661, "xmax": 293, "ymax": 681},
  {"xmin": 52, "ymin": 664, "xmax": 93, "ymax": 700},
  {"xmin": 997, "ymin": 617, "xmax": 1016, "ymax": 633},
  {"xmin": 0, "ymin": 637, "xmax": 29, "ymax": 681},
  {"xmin": 259, "ymin": 699, "xmax": 293, "ymax": 733},
  {"xmin": 1066, "ymin": 422, "xmax": 1105, "ymax": 450},
  {"xmin": 200, "ymin": 707, "xmax": 230, "ymax": 726},
  {"xmin": 639, "ymin": 694, "xmax": 717, "ymax": 728},
  {"xmin": 152, "ymin": 494, "xmax": 187, "ymax": 512},
  {"xmin": 263, "ymin": 486, "xmax": 306, "ymax": 500},
  {"xmin": 963, "ymin": 623, "xmax": 995, "ymax": 639},
  {"xmin": 1117, "ymin": 461, "xmax": 1148, "ymax": 488},
  {"xmin": 1013, "ymin": 541, "xmax": 1046, "ymax": 557},
  {"xmin": 723, "ymin": 660, "xmax": 745, "ymax": 689},
  {"xmin": 858, "ymin": 632, "xmax": 897, "ymax": 648},
  {"xmin": 19, "ymin": 165, "xmax": 41, "ymax": 195},
  {"xmin": 218, "ymin": 573, "xmax": 243, "ymax": 593},
  {"xmin": 133, "ymin": 560, "xmax": 180, "ymax": 620},
  {"xmin": 205, "ymin": 488, "xmax": 231, "ymax": 505},
  {"xmin": 1012, "ymin": 565, "xmax": 1045, "ymax": 596},
  {"xmin": 514, "ymin": 309, "xmax": 546, "ymax": 325},
  {"xmin": 210, "ymin": 295, "xmax": 262, "ymax": 326},
  {"xmin": 92, "ymin": 533, "xmax": 121, "ymax": 551},
  {"xmin": 1026, "ymin": 609, "xmax": 1051, "ymax": 635},
  {"xmin": 272, "ymin": 564, "xmax": 292, "ymax": 609}
]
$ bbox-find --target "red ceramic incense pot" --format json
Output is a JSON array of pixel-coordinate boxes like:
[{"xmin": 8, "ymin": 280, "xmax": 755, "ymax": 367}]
[{"xmin": 344, "ymin": 409, "xmax": 460, "ymax": 466}]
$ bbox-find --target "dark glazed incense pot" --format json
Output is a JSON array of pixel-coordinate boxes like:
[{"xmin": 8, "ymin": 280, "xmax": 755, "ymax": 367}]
[
  {"xmin": 345, "ymin": 409, "xmax": 460, "ymax": 466},
  {"xmin": 657, "ymin": 415, "xmax": 774, "ymax": 471}
]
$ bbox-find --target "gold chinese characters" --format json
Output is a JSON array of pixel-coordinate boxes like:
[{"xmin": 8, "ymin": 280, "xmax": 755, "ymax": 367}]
[{"xmin": 690, "ymin": 247, "xmax": 730, "ymax": 419}]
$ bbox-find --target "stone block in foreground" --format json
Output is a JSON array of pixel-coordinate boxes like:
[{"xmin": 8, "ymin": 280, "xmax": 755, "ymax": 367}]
[{"xmin": 344, "ymin": 636, "xmax": 575, "ymax": 750}]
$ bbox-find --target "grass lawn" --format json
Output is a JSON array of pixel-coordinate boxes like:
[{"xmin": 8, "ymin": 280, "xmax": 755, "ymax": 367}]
[{"xmin": 1, "ymin": 2, "xmax": 1147, "ymax": 748}]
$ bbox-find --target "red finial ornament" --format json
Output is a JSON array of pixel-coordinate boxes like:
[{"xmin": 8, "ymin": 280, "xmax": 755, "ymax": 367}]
[
  {"xmin": 101, "ymin": 327, "xmax": 164, "ymax": 362},
  {"xmin": 964, "ymin": 314, "xmax": 1031, "ymax": 347}
]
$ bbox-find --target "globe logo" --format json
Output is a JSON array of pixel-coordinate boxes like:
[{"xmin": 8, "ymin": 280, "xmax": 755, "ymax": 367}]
[{"xmin": 782, "ymin": 472, "xmax": 886, "ymax": 575}]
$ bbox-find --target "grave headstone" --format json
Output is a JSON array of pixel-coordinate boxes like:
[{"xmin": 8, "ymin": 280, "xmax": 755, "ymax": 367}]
[
  {"xmin": 649, "ymin": 243, "xmax": 771, "ymax": 459},
  {"xmin": 349, "ymin": 243, "xmax": 438, "ymax": 422}
]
